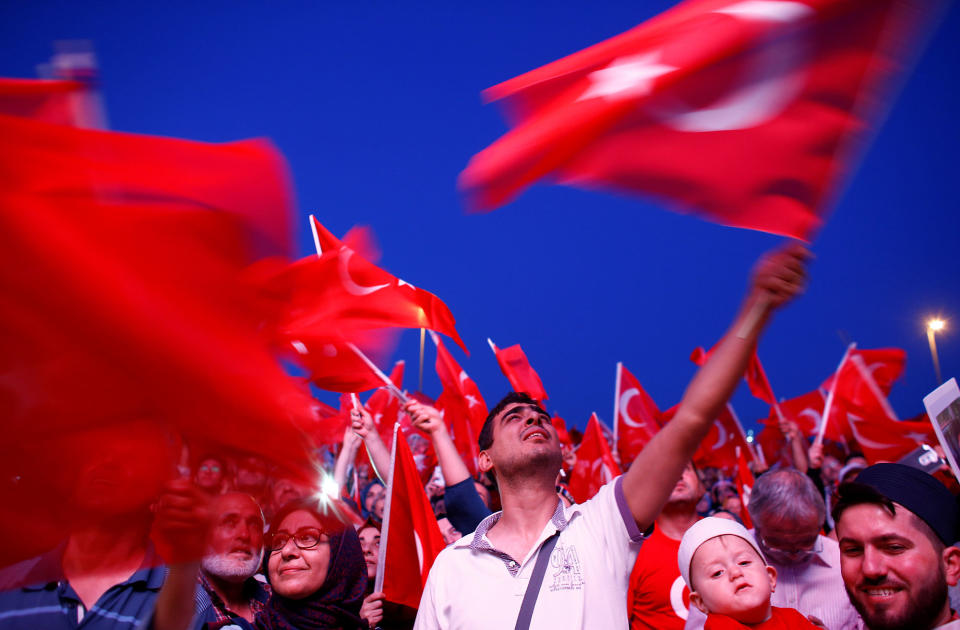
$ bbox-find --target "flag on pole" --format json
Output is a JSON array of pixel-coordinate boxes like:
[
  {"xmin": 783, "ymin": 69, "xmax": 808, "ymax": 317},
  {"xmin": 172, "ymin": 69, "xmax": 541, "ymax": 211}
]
[
  {"xmin": 431, "ymin": 332, "xmax": 486, "ymax": 475},
  {"xmin": 460, "ymin": 0, "xmax": 940, "ymax": 241},
  {"xmin": 613, "ymin": 362, "xmax": 662, "ymax": 464},
  {"xmin": 487, "ymin": 338, "xmax": 549, "ymax": 401},
  {"xmin": 569, "ymin": 413, "xmax": 621, "ymax": 503},
  {"xmin": 377, "ymin": 425, "xmax": 446, "ymax": 609},
  {"xmin": 734, "ymin": 447, "xmax": 755, "ymax": 528}
]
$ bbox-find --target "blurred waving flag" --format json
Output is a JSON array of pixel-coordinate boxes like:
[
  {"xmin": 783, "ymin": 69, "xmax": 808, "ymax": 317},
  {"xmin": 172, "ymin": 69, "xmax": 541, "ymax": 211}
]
[
  {"xmin": 461, "ymin": 0, "xmax": 939, "ymax": 240},
  {"xmin": 432, "ymin": 331, "xmax": 486, "ymax": 475}
]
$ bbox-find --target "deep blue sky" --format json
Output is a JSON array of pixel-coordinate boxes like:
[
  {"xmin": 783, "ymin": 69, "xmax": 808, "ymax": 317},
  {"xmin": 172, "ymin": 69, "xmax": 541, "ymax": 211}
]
[{"xmin": 4, "ymin": 1, "xmax": 958, "ymax": 436}]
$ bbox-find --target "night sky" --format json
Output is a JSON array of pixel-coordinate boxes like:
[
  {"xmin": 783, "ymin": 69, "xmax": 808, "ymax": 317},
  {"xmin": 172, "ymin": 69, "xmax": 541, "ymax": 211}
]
[{"xmin": 4, "ymin": 1, "xmax": 958, "ymax": 437}]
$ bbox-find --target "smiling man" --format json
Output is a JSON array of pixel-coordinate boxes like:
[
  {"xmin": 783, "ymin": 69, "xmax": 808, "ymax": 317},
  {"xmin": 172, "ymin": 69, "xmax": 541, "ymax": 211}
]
[
  {"xmin": 194, "ymin": 492, "xmax": 270, "ymax": 628},
  {"xmin": 414, "ymin": 244, "xmax": 810, "ymax": 630},
  {"xmin": 834, "ymin": 463, "xmax": 960, "ymax": 630}
]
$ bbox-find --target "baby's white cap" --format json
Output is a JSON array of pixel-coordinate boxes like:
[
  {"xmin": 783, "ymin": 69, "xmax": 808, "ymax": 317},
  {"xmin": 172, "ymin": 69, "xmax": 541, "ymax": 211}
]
[{"xmin": 677, "ymin": 516, "xmax": 765, "ymax": 589}]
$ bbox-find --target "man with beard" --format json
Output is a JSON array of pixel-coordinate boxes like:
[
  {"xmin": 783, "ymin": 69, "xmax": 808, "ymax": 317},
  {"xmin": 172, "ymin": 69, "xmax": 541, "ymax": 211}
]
[
  {"xmin": 194, "ymin": 492, "xmax": 270, "ymax": 628},
  {"xmin": 414, "ymin": 244, "xmax": 810, "ymax": 630},
  {"xmin": 627, "ymin": 461, "xmax": 705, "ymax": 629},
  {"xmin": 834, "ymin": 463, "xmax": 960, "ymax": 630}
]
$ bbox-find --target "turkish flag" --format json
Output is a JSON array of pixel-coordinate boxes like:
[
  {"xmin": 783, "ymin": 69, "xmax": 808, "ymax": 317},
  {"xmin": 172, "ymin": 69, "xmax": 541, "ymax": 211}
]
[
  {"xmin": 614, "ymin": 362, "xmax": 662, "ymax": 465},
  {"xmin": 461, "ymin": 0, "xmax": 935, "ymax": 240},
  {"xmin": 0, "ymin": 85, "xmax": 321, "ymax": 568},
  {"xmin": 381, "ymin": 429, "xmax": 447, "ymax": 609},
  {"xmin": 552, "ymin": 415, "xmax": 573, "ymax": 448},
  {"xmin": 845, "ymin": 407, "xmax": 936, "ymax": 464},
  {"xmin": 822, "ymin": 347, "xmax": 906, "ymax": 400},
  {"xmin": 755, "ymin": 424, "xmax": 789, "ymax": 469},
  {"xmin": 569, "ymin": 413, "xmax": 621, "ymax": 503},
  {"xmin": 291, "ymin": 215, "xmax": 467, "ymax": 352},
  {"xmin": 432, "ymin": 332, "xmax": 486, "ymax": 475},
  {"xmin": 745, "ymin": 352, "xmax": 777, "ymax": 406},
  {"xmin": 734, "ymin": 447, "xmax": 755, "ymax": 528},
  {"xmin": 761, "ymin": 388, "xmax": 850, "ymax": 443},
  {"xmin": 432, "ymin": 331, "xmax": 488, "ymax": 435},
  {"xmin": 488, "ymin": 339, "xmax": 549, "ymax": 401},
  {"xmin": 687, "ymin": 404, "xmax": 752, "ymax": 470}
]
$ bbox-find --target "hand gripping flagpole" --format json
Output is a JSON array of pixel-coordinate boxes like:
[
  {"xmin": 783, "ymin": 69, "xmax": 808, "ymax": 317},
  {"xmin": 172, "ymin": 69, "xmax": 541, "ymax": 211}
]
[
  {"xmin": 815, "ymin": 343, "xmax": 856, "ymax": 448},
  {"xmin": 347, "ymin": 342, "xmax": 410, "ymax": 404},
  {"xmin": 374, "ymin": 422, "xmax": 400, "ymax": 595}
]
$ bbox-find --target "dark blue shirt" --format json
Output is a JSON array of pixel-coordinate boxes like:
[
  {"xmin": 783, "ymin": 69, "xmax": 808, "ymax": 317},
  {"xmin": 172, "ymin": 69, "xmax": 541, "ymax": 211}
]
[{"xmin": 0, "ymin": 548, "xmax": 165, "ymax": 630}]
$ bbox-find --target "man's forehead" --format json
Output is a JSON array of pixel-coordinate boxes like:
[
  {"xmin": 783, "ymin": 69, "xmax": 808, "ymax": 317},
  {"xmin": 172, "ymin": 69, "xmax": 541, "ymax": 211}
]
[
  {"xmin": 214, "ymin": 494, "xmax": 261, "ymax": 518},
  {"xmin": 497, "ymin": 402, "xmax": 547, "ymax": 419}
]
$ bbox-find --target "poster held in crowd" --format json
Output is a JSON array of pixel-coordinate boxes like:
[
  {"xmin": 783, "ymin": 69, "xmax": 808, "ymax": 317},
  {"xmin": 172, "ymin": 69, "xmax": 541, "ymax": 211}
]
[{"xmin": 923, "ymin": 378, "xmax": 960, "ymax": 482}]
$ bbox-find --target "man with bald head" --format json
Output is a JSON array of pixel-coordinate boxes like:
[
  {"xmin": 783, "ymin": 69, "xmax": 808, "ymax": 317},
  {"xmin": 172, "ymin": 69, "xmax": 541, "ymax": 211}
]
[{"xmin": 194, "ymin": 492, "xmax": 270, "ymax": 628}]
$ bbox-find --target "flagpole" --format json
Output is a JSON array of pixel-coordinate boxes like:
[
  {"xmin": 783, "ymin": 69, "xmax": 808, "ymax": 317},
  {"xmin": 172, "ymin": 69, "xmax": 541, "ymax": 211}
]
[
  {"xmin": 486, "ymin": 337, "xmax": 497, "ymax": 354},
  {"xmin": 419, "ymin": 328, "xmax": 426, "ymax": 393},
  {"xmin": 374, "ymin": 423, "xmax": 400, "ymax": 594},
  {"xmin": 726, "ymin": 403, "xmax": 761, "ymax": 468},
  {"xmin": 347, "ymin": 342, "xmax": 410, "ymax": 403},
  {"xmin": 309, "ymin": 214, "xmax": 323, "ymax": 256},
  {"xmin": 613, "ymin": 362, "xmax": 622, "ymax": 453},
  {"xmin": 815, "ymin": 343, "xmax": 856, "ymax": 448}
]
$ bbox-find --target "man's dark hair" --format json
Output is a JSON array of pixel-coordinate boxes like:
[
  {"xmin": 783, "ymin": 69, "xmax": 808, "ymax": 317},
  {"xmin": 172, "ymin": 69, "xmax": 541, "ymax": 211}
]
[
  {"xmin": 844, "ymin": 451, "xmax": 867, "ymax": 465},
  {"xmin": 478, "ymin": 392, "xmax": 546, "ymax": 451},
  {"xmin": 833, "ymin": 481, "xmax": 945, "ymax": 554}
]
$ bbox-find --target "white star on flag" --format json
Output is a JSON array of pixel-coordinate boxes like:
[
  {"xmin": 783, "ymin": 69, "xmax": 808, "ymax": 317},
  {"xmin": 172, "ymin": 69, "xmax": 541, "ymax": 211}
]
[
  {"xmin": 465, "ymin": 395, "xmax": 480, "ymax": 408},
  {"xmin": 578, "ymin": 52, "xmax": 676, "ymax": 102},
  {"xmin": 905, "ymin": 432, "xmax": 930, "ymax": 444}
]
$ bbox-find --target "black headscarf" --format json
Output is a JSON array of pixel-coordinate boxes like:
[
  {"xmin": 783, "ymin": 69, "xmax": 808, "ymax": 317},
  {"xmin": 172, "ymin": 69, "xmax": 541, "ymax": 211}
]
[{"xmin": 257, "ymin": 501, "xmax": 367, "ymax": 630}]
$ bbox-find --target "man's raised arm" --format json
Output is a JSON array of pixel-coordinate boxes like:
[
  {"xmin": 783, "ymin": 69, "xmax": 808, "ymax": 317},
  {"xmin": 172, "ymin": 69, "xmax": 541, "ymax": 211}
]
[{"xmin": 622, "ymin": 243, "xmax": 810, "ymax": 530}]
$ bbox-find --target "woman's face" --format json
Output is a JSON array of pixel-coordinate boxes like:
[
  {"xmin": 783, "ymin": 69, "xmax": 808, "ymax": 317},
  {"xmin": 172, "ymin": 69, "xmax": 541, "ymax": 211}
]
[
  {"xmin": 358, "ymin": 525, "xmax": 380, "ymax": 580},
  {"xmin": 195, "ymin": 458, "xmax": 223, "ymax": 490},
  {"xmin": 364, "ymin": 483, "xmax": 384, "ymax": 513},
  {"xmin": 268, "ymin": 510, "xmax": 332, "ymax": 600}
]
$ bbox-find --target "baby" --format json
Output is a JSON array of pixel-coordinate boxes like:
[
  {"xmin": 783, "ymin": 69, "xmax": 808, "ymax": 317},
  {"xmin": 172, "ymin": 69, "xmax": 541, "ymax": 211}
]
[{"xmin": 678, "ymin": 517, "xmax": 816, "ymax": 629}]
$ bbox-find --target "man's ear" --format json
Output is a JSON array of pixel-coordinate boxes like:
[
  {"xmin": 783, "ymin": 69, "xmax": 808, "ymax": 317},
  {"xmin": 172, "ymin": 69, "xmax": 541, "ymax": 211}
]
[
  {"xmin": 478, "ymin": 449, "xmax": 494, "ymax": 474},
  {"xmin": 942, "ymin": 546, "xmax": 960, "ymax": 587},
  {"xmin": 690, "ymin": 591, "xmax": 709, "ymax": 615},
  {"xmin": 766, "ymin": 564, "xmax": 778, "ymax": 593}
]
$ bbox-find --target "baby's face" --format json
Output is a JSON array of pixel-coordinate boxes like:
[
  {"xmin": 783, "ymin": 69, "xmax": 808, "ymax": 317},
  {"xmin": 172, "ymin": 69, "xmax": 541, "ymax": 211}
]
[{"xmin": 690, "ymin": 535, "xmax": 776, "ymax": 624}]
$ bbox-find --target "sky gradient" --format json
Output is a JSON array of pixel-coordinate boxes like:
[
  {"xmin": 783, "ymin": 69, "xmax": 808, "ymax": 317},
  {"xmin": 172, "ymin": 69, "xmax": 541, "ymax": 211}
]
[{"xmin": 3, "ymin": 1, "xmax": 958, "ymax": 437}]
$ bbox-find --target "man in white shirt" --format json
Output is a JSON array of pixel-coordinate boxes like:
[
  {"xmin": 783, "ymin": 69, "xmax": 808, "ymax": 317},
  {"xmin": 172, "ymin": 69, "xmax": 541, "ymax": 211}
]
[{"xmin": 414, "ymin": 244, "xmax": 810, "ymax": 630}]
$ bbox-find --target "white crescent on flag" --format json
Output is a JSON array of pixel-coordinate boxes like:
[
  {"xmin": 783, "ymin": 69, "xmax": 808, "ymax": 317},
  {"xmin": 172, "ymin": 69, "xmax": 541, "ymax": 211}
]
[
  {"xmin": 652, "ymin": 0, "xmax": 814, "ymax": 132},
  {"xmin": 619, "ymin": 388, "xmax": 647, "ymax": 429},
  {"xmin": 338, "ymin": 248, "xmax": 389, "ymax": 296}
]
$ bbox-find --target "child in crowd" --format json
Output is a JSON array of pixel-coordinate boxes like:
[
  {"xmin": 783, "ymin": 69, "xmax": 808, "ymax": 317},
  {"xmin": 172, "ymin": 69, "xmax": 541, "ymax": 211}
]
[{"xmin": 678, "ymin": 517, "xmax": 817, "ymax": 629}]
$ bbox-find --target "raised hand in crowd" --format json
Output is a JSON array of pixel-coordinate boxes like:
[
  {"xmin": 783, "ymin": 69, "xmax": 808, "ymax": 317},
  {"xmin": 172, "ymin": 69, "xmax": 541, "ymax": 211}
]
[
  {"xmin": 334, "ymin": 423, "xmax": 363, "ymax": 490},
  {"xmin": 808, "ymin": 440, "xmax": 824, "ymax": 470},
  {"xmin": 352, "ymin": 402, "xmax": 392, "ymax": 484}
]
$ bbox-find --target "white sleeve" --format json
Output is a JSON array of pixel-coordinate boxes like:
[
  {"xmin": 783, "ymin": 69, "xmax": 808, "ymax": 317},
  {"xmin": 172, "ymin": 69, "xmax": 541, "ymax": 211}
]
[{"xmin": 413, "ymin": 560, "xmax": 443, "ymax": 630}]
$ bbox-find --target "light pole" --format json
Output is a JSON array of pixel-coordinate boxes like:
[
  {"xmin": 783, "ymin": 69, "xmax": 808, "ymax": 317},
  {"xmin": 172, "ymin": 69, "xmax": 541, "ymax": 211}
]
[{"xmin": 927, "ymin": 318, "xmax": 945, "ymax": 386}]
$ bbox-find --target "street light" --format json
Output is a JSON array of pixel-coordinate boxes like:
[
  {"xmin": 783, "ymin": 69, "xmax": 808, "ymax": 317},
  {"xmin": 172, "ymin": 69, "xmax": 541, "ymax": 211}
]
[{"xmin": 927, "ymin": 318, "xmax": 946, "ymax": 386}]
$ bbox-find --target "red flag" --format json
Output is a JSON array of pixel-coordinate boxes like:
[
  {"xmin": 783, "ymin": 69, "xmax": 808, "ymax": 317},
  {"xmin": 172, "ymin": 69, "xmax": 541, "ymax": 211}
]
[
  {"xmin": 822, "ymin": 347, "xmax": 906, "ymax": 401},
  {"xmin": 381, "ymin": 428, "xmax": 447, "ymax": 609},
  {"xmin": 691, "ymin": 405, "xmax": 752, "ymax": 471},
  {"xmin": 734, "ymin": 447, "xmax": 755, "ymax": 528},
  {"xmin": 745, "ymin": 352, "xmax": 777, "ymax": 406},
  {"xmin": 552, "ymin": 415, "xmax": 573, "ymax": 449},
  {"xmin": 432, "ymin": 331, "xmax": 488, "ymax": 435},
  {"xmin": 762, "ymin": 388, "xmax": 849, "ymax": 443},
  {"xmin": 487, "ymin": 338, "xmax": 549, "ymax": 400},
  {"xmin": 0, "ymin": 78, "xmax": 88, "ymax": 126},
  {"xmin": 0, "ymin": 82, "xmax": 320, "ymax": 568},
  {"xmin": 614, "ymin": 362, "xmax": 662, "ymax": 464},
  {"xmin": 432, "ymin": 332, "xmax": 486, "ymax": 475},
  {"xmin": 569, "ymin": 413, "xmax": 621, "ymax": 503},
  {"xmin": 832, "ymin": 353, "xmax": 932, "ymax": 462},
  {"xmin": 460, "ymin": 0, "xmax": 934, "ymax": 240},
  {"xmin": 288, "ymin": 215, "xmax": 467, "ymax": 352}
]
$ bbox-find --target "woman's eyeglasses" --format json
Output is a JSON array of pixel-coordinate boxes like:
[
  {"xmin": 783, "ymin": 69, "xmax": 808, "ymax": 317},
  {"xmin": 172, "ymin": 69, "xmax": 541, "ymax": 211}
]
[{"xmin": 268, "ymin": 527, "xmax": 329, "ymax": 552}]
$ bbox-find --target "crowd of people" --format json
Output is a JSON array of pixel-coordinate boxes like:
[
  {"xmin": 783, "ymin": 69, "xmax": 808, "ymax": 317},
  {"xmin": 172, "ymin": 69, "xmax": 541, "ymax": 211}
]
[{"xmin": 1, "ymin": 245, "xmax": 958, "ymax": 630}]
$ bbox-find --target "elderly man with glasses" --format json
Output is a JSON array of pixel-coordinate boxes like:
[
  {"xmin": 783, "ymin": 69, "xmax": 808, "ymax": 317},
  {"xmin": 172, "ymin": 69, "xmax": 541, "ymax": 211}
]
[{"xmin": 742, "ymin": 468, "xmax": 863, "ymax": 630}]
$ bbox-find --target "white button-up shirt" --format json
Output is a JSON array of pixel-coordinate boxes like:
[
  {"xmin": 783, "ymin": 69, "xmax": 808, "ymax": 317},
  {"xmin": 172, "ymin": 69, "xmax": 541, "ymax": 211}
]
[{"xmin": 414, "ymin": 476, "xmax": 646, "ymax": 630}]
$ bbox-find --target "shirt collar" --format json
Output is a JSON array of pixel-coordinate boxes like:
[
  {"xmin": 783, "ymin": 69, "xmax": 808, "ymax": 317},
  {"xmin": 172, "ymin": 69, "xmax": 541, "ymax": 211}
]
[{"xmin": 460, "ymin": 498, "xmax": 569, "ymax": 551}]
